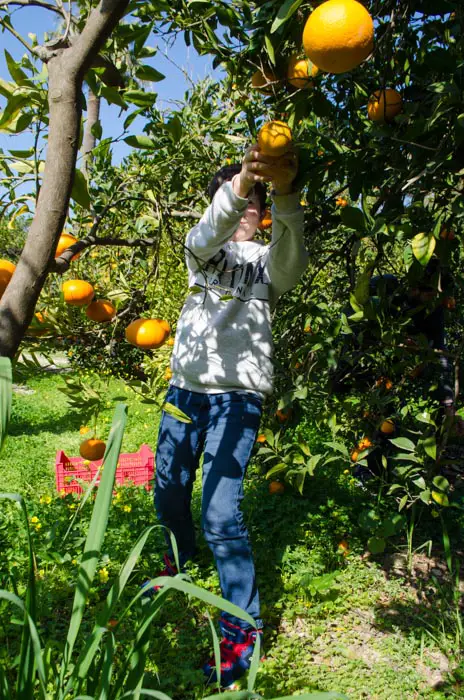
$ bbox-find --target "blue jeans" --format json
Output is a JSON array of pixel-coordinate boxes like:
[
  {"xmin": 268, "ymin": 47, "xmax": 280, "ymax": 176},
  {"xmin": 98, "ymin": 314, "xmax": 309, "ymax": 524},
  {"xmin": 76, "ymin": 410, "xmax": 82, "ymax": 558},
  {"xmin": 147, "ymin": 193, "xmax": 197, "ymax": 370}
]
[{"xmin": 154, "ymin": 385, "xmax": 263, "ymax": 629}]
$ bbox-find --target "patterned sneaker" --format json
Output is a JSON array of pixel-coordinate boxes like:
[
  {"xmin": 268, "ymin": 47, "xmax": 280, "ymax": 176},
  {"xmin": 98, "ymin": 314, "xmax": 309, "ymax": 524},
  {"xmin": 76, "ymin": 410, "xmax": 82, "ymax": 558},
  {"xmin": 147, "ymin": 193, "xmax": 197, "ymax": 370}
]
[
  {"xmin": 202, "ymin": 618, "xmax": 264, "ymax": 688},
  {"xmin": 141, "ymin": 553, "xmax": 178, "ymax": 597}
]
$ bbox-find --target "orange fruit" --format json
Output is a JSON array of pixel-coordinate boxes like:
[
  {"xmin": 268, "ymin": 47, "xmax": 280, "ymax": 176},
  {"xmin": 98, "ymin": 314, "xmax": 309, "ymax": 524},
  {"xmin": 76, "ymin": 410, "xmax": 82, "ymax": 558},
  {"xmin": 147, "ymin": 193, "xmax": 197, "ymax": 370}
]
[
  {"xmin": 125, "ymin": 318, "xmax": 169, "ymax": 350},
  {"xmin": 166, "ymin": 337, "xmax": 175, "ymax": 346},
  {"xmin": 304, "ymin": 324, "xmax": 312, "ymax": 333},
  {"xmin": 55, "ymin": 233, "xmax": 81, "ymax": 260},
  {"xmin": 287, "ymin": 55, "xmax": 319, "ymax": 89},
  {"xmin": 257, "ymin": 121, "xmax": 292, "ymax": 157},
  {"xmin": 302, "ymin": 0, "xmax": 374, "ymax": 74},
  {"xmin": 358, "ymin": 437, "xmax": 373, "ymax": 450},
  {"xmin": 269, "ymin": 481, "xmax": 285, "ymax": 495},
  {"xmin": 275, "ymin": 407, "xmax": 293, "ymax": 423},
  {"xmin": 79, "ymin": 438, "xmax": 106, "ymax": 461},
  {"xmin": 27, "ymin": 311, "xmax": 48, "ymax": 336},
  {"xmin": 376, "ymin": 376, "xmax": 393, "ymax": 390},
  {"xmin": 86, "ymin": 300, "xmax": 116, "ymax": 322},
  {"xmin": 380, "ymin": 419, "xmax": 395, "ymax": 435},
  {"xmin": 336, "ymin": 196, "xmax": 348, "ymax": 207},
  {"xmin": 337, "ymin": 540, "xmax": 349, "ymax": 556},
  {"xmin": 164, "ymin": 367, "xmax": 173, "ymax": 381},
  {"xmin": 251, "ymin": 68, "xmax": 278, "ymax": 93},
  {"xmin": 0, "ymin": 259, "xmax": 16, "ymax": 298},
  {"xmin": 439, "ymin": 228, "xmax": 456, "ymax": 241},
  {"xmin": 350, "ymin": 449, "xmax": 359, "ymax": 462},
  {"xmin": 256, "ymin": 433, "xmax": 267, "ymax": 443},
  {"xmin": 62, "ymin": 280, "xmax": 95, "ymax": 306},
  {"xmin": 367, "ymin": 88, "xmax": 402, "ymax": 122},
  {"xmin": 443, "ymin": 296, "xmax": 456, "ymax": 310},
  {"xmin": 260, "ymin": 209, "xmax": 272, "ymax": 229}
]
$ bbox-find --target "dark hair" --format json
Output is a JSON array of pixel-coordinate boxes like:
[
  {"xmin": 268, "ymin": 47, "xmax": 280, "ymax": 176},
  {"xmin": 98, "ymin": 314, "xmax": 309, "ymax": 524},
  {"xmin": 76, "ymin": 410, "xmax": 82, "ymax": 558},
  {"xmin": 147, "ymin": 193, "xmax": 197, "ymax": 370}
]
[{"xmin": 208, "ymin": 163, "xmax": 267, "ymax": 215}]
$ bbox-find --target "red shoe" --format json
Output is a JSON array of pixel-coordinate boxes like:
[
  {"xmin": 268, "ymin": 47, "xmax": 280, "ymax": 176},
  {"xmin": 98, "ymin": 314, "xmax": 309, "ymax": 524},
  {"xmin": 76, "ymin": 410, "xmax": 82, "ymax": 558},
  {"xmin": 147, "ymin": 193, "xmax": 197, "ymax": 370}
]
[
  {"xmin": 141, "ymin": 553, "xmax": 178, "ymax": 597},
  {"xmin": 202, "ymin": 618, "xmax": 264, "ymax": 688}
]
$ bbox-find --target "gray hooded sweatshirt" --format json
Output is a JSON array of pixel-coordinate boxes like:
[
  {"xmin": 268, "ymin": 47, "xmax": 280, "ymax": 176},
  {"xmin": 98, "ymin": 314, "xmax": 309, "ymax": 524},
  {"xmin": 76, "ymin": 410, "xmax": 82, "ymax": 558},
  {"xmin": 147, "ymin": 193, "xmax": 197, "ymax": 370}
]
[{"xmin": 170, "ymin": 179, "xmax": 308, "ymax": 397}]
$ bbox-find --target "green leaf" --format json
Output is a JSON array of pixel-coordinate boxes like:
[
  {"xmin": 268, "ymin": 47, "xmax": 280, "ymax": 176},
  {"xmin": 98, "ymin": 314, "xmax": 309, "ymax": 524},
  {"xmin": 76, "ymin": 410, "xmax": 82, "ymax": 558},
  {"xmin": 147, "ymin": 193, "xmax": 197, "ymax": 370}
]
[
  {"xmin": 432, "ymin": 475, "xmax": 449, "ymax": 492},
  {"xmin": 423, "ymin": 435, "xmax": 436, "ymax": 461},
  {"xmin": 71, "ymin": 168, "xmax": 91, "ymax": 210},
  {"xmin": 354, "ymin": 269, "xmax": 371, "ymax": 305},
  {"xmin": 100, "ymin": 85, "xmax": 127, "ymax": 108},
  {"xmin": 264, "ymin": 34, "xmax": 276, "ymax": 66},
  {"xmin": 270, "ymin": 0, "xmax": 304, "ymax": 33},
  {"xmin": 90, "ymin": 120, "xmax": 102, "ymax": 140},
  {"xmin": 135, "ymin": 64, "xmax": 165, "ymax": 82},
  {"xmin": 340, "ymin": 206, "xmax": 365, "ymax": 231},
  {"xmin": 4, "ymin": 50, "xmax": 28, "ymax": 84},
  {"xmin": 162, "ymin": 402, "xmax": 192, "ymax": 424},
  {"xmin": 124, "ymin": 134, "xmax": 156, "ymax": 149},
  {"xmin": 367, "ymin": 536, "xmax": 386, "ymax": 554},
  {"xmin": 411, "ymin": 232, "xmax": 436, "ymax": 266},
  {"xmin": 419, "ymin": 489, "xmax": 431, "ymax": 505},
  {"xmin": 61, "ymin": 404, "xmax": 128, "ymax": 683},
  {"xmin": 389, "ymin": 437, "xmax": 415, "ymax": 452},
  {"xmin": 398, "ymin": 494, "xmax": 408, "ymax": 511},
  {"xmin": 0, "ymin": 358, "xmax": 12, "ymax": 454},
  {"xmin": 124, "ymin": 89, "xmax": 158, "ymax": 107},
  {"xmin": 308, "ymin": 454, "xmax": 322, "ymax": 476}
]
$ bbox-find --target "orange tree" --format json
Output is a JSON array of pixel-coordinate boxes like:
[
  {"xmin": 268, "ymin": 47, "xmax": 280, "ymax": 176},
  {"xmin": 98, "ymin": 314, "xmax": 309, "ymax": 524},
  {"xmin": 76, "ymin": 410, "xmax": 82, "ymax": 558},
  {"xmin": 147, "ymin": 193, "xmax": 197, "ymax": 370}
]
[{"xmin": 139, "ymin": 0, "xmax": 464, "ymax": 550}]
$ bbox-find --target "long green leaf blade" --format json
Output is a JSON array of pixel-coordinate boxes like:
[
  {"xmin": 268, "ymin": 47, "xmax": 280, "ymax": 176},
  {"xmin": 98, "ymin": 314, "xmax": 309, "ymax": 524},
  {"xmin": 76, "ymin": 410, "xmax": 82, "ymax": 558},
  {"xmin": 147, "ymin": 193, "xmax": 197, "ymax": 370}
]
[
  {"xmin": 62, "ymin": 404, "xmax": 127, "ymax": 684},
  {"xmin": 0, "ymin": 357, "xmax": 12, "ymax": 453}
]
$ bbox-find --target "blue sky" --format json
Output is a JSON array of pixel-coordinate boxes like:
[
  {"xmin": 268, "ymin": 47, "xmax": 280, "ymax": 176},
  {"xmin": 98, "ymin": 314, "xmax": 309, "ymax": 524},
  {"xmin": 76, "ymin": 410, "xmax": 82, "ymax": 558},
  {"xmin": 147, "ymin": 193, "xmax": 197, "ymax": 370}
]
[{"xmin": 0, "ymin": 7, "xmax": 218, "ymax": 163}]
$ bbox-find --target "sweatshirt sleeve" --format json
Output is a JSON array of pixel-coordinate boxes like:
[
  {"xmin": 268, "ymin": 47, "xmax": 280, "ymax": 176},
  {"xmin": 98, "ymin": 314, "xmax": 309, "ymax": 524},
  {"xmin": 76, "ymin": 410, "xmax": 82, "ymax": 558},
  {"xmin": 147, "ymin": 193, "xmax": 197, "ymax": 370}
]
[
  {"xmin": 185, "ymin": 180, "xmax": 248, "ymax": 269},
  {"xmin": 267, "ymin": 191, "xmax": 308, "ymax": 306}
]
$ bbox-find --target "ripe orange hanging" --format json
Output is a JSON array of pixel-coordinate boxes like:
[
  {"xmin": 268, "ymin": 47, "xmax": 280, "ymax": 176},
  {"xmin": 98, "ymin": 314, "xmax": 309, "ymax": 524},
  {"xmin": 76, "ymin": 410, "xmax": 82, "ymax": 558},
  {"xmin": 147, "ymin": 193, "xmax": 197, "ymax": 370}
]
[
  {"xmin": 86, "ymin": 299, "xmax": 117, "ymax": 322},
  {"xmin": 55, "ymin": 232, "xmax": 81, "ymax": 260},
  {"xmin": 0, "ymin": 259, "xmax": 16, "ymax": 298},
  {"xmin": 80, "ymin": 438, "xmax": 106, "ymax": 461},
  {"xmin": 287, "ymin": 55, "xmax": 319, "ymax": 89},
  {"xmin": 125, "ymin": 318, "xmax": 170, "ymax": 350},
  {"xmin": 380, "ymin": 419, "xmax": 395, "ymax": 435},
  {"xmin": 258, "ymin": 121, "xmax": 293, "ymax": 157},
  {"xmin": 367, "ymin": 88, "xmax": 403, "ymax": 122},
  {"xmin": 303, "ymin": 0, "xmax": 374, "ymax": 74},
  {"xmin": 260, "ymin": 209, "xmax": 272, "ymax": 229},
  {"xmin": 269, "ymin": 481, "xmax": 285, "ymax": 495},
  {"xmin": 251, "ymin": 68, "xmax": 278, "ymax": 93},
  {"xmin": 62, "ymin": 280, "xmax": 95, "ymax": 306}
]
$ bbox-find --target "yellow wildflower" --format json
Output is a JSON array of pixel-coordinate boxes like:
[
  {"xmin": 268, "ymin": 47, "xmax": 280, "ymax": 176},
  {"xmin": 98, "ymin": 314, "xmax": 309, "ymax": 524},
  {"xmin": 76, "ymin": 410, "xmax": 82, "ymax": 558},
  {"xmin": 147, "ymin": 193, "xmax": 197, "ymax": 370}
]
[
  {"xmin": 99, "ymin": 568, "xmax": 109, "ymax": 584},
  {"xmin": 40, "ymin": 495, "xmax": 52, "ymax": 505},
  {"xmin": 80, "ymin": 426, "xmax": 90, "ymax": 435},
  {"xmin": 123, "ymin": 505, "xmax": 132, "ymax": 513},
  {"xmin": 35, "ymin": 523, "xmax": 42, "ymax": 531},
  {"xmin": 31, "ymin": 516, "xmax": 39, "ymax": 524}
]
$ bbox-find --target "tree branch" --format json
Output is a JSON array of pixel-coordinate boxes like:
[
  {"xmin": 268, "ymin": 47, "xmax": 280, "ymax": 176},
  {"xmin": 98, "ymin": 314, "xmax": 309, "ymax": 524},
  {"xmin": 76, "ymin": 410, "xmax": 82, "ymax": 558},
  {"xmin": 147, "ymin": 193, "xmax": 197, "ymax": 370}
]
[{"xmin": 0, "ymin": 0, "xmax": 62, "ymax": 12}]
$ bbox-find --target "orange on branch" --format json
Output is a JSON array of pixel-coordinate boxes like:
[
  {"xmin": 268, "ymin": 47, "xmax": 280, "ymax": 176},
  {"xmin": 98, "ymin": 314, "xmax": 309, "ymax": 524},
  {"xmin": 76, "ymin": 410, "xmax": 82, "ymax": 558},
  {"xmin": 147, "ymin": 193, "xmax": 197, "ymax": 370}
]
[
  {"xmin": 260, "ymin": 209, "xmax": 272, "ymax": 229},
  {"xmin": 125, "ymin": 318, "xmax": 170, "ymax": 350},
  {"xmin": 350, "ymin": 449, "xmax": 359, "ymax": 462},
  {"xmin": 336, "ymin": 196, "xmax": 348, "ymax": 207},
  {"xmin": 79, "ymin": 438, "xmax": 106, "ymax": 461},
  {"xmin": 62, "ymin": 279, "xmax": 94, "ymax": 306},
  {"xmin": 439, "ymin": 228, "xmax": 456, "ymax": 241},
  {"xmin": 358, "ymin": 437, "xmax": 373, "ymax": 450},
  {"xmin": 86, "ymin": 300, "xmax": 117, "ymax": 322},
  {"xmin": 380, "ymin": 419, "xmax": 395, "ymax": 435},
  {"xmin": 0, "ymin": 259, "xmax": 16, "ymax": 297},
  {"xmin": 367, "ymin": 88, "xmax": 403, "ymax": 122},
  {"xmin": 257, "ymin": 121, "xmax": 292, "ymax": 158},
  {"xmin": 251, "ymin": 68, "xmax": 278, "ymax": 93},
  {"xmin": 287, "ymin": 55, "xmax": 318, "ymax": 89},
  {"xmin": 256, "ymin": 433, "xmax": 267, "ymax": 443},
  {"xmin": 302, "ymin": 0, "xmax": 374, "ymax": 74},
  {"xmin": 275, "ymin": 407, "xmax": 293, "ymax": 423},
  {"xmin": 443, "ymin": 296, "xmax": 456, "ymax": 310},
  {"xmin": 269, "ymin": 481, "xmax": 285, "ymax": 495},
  {"xmin": 55, "ymin": 233, "xmax": 81, "ymax": 260}
]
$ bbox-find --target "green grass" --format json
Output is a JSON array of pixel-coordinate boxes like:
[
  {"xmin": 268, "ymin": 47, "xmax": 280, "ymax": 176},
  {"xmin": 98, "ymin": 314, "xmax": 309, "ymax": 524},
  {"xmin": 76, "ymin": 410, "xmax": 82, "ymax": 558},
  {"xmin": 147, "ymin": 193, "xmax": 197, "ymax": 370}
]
[{"xmin": 0, "ymin": 366, "xmax": 463, "ymax": 699}]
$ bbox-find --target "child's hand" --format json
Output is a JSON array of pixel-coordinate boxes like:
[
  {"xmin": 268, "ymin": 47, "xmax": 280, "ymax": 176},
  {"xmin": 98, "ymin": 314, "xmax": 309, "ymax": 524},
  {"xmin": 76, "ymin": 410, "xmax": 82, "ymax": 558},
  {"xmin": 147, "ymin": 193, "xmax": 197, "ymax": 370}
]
[{"xmin": 234, "ymin": 144, "xmax": 274, "ymax": 198}]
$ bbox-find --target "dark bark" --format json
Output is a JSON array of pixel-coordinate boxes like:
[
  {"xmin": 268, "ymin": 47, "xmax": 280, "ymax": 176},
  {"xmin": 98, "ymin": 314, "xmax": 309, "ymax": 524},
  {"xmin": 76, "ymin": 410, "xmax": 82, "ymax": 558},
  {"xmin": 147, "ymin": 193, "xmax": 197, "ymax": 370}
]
[{"xmin": 0, "ymin": 0, "xmax": 131, "ymax": 358}]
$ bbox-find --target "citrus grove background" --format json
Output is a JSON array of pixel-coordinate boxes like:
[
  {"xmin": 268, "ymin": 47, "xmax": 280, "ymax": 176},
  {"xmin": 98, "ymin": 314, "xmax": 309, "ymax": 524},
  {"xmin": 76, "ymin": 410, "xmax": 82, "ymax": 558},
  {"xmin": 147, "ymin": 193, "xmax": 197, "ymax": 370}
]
[{"xmin": 0, "ymin": 0, "xmax": 463, "ymax": 698}]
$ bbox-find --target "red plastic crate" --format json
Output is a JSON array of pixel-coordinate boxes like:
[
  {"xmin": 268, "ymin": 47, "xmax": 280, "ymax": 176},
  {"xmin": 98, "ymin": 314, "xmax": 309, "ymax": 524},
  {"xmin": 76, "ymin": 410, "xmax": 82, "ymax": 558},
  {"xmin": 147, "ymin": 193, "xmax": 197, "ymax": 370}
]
[{"xmin": 55, "ymin": 444, "xmax": 154, "ymax": 495}]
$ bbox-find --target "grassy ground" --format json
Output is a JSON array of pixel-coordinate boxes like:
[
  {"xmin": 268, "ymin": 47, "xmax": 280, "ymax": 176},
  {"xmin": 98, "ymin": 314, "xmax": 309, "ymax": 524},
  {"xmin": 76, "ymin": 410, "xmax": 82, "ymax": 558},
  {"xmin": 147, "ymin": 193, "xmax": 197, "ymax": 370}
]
[{"xmin": 0, "ymin": 364, "xmax": 463, "ymax": 699}]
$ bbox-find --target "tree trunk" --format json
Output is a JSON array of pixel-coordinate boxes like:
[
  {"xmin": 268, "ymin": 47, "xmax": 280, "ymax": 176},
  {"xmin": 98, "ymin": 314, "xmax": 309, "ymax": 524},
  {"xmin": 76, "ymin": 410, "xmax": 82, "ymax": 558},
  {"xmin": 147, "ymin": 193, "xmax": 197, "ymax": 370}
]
[
  {"xmin": 0, "ymin": 0, "xmax": 130, "ymax": 358},
  {"xmin": 82, "ymin": 90, "xmax": 101, "ymax": 175}
]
